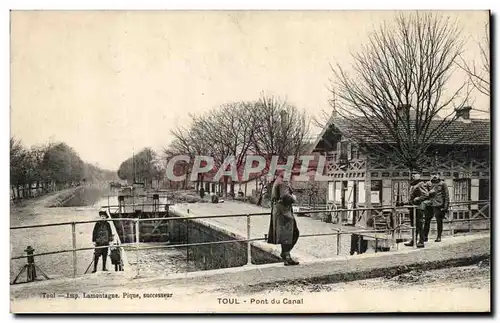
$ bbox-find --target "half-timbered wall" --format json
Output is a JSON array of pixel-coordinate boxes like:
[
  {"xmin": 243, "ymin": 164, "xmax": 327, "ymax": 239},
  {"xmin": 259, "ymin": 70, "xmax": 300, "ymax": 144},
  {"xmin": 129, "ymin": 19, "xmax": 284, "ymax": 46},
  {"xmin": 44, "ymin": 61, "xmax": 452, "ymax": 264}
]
[{"xmin": 323, "ymin": 138, "xmax": 490, "ymax": 225}]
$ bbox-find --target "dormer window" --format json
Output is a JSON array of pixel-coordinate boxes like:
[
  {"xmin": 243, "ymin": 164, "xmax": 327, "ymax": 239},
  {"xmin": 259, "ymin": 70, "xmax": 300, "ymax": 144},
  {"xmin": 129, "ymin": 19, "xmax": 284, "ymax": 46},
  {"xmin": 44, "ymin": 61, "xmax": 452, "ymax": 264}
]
[
  {"xmin": 396, "ymin": 104, "xmax": 411, "ymax": 119},
  {"xmin": 455, "ymin": 106, "xmax": 472, "ymax": 120},
  {"xmin": 351, "ymin": 144, "xmax": 359, "ymax": 160}
]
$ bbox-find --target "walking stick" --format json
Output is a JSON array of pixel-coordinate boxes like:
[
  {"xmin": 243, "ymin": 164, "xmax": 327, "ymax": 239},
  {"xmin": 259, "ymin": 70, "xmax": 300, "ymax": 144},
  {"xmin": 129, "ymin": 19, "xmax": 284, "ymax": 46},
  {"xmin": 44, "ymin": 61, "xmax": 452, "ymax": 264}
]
[{"xmin": 84, "ymin": 259, "xmax": 94, "ymax": 274}]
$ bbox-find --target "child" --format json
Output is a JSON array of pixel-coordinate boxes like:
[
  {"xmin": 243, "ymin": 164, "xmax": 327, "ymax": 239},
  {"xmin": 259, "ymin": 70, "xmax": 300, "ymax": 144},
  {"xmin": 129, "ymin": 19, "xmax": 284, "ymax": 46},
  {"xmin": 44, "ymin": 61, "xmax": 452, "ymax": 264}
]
[{"xmin": 109, "ymin": 241, "xmax": 124, "ymax": 272}]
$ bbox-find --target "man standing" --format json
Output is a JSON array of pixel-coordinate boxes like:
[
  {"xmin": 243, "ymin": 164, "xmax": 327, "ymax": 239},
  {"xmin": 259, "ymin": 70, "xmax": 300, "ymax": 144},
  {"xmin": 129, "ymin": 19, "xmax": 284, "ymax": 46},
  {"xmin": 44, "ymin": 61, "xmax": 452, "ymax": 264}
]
[
  {"xmin": 92, "ymin": 211, "xmax": 113, "ymax": 273},
  {"xmin": 404, "ymin": 170, "xmax": 429, "ymax": 248},
  {"xmin": 267, "ymin": 171, "xmax": 300, "ymax": 266},
  {"xmin": 423, "ymin": 171, "xmax": 450, "ymax": 242}
]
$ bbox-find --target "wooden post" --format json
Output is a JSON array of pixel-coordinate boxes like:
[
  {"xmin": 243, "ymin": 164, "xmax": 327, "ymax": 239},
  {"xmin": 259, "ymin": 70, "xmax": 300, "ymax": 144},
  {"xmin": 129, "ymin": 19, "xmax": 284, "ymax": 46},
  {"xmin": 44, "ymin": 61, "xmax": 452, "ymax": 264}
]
[
  {"xmin": 364, "ymin": 160, "xmax": 371, "ymax": 228},
  {"xmin": 352, "ymin": 181, "xmax": 358, "ymax": 226}
]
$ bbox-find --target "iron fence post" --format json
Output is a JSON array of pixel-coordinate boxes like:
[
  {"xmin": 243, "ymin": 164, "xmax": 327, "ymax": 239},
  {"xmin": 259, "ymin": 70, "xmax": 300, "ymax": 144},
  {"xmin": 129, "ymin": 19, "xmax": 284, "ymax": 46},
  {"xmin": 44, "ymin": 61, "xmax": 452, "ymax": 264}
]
[
  {"xmin": 336, "ymin": 229, "xmax": 341, "ymax": 256},
  {"xmin": 451, "ymin": 210, "xmax": 455, "ymax": 235},
  {"xmin": 186, "ymin": 218, "xmax": 189, "ymax": 268},
  {"xmin": 135, "ymin": 219, "xmax": 140, "ymax": 277},
  {"xmin": 411, "ymin": 208, "xmax": 416, "ymax": 249},
  {"xmin": 246, "ymin": 214, "xmax": 252, "ymax": 266},
  {"xmin": 393, "ymin": 207, "xmax": 399, "ymax": 251},
  {"xmin": 71, "ymin": 222, "xmax": 77, "ymax": 278}
]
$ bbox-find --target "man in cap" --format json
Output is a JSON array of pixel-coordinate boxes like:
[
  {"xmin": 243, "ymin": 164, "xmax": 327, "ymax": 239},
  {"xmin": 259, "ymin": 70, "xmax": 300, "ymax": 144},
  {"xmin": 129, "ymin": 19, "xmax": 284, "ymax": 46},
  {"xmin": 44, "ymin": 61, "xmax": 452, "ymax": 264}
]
[
  {"xmin": 423, "ymin": 171, "xmax": 450, "ymax": 242},
  {"xmin": 267, "ymin": 170, "xmax": 300, "ymax": 266},
  {"xmin": 91, "ymin": 211, "xmax": 113, "ymax": 273},
  {"xmin": 404, "ymin": 169, "xmax": 429, "ymax": 248}
]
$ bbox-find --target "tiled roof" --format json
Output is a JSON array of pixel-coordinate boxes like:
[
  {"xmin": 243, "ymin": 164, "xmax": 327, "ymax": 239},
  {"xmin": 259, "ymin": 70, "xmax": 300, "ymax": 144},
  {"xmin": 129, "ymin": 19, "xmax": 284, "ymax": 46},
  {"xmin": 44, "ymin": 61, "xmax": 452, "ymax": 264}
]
[
  {"xmin": 435, "ymin": 119, "xmax": 490, "ymax": 145},
  {"xmin": 331, "ymin": 118, "xmax": 490, "ymax": 145}
]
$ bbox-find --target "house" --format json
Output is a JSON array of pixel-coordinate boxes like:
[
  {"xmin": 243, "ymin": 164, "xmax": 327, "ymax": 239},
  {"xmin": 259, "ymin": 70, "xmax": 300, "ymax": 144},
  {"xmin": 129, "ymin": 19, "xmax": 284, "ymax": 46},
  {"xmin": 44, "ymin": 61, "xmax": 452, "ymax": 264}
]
[{"xmin": 312, "ymin": 106, "xmax": 490, "ymax": 227}]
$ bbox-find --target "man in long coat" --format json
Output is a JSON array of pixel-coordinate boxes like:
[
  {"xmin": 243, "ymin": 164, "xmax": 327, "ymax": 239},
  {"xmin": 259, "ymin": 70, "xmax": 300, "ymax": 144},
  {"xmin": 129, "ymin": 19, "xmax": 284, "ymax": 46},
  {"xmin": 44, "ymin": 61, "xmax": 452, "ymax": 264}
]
[{"xmin": 267, "ymin": 171, "xmax": 300, "ymax": 266}]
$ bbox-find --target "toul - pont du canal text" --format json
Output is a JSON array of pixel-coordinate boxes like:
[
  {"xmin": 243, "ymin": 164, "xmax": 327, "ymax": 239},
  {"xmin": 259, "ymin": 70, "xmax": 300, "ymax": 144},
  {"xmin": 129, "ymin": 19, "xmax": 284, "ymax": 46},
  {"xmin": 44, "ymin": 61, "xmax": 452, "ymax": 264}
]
[{"xmin": 217, "ymin": 297, "xmax": 303, "ymax": 305}]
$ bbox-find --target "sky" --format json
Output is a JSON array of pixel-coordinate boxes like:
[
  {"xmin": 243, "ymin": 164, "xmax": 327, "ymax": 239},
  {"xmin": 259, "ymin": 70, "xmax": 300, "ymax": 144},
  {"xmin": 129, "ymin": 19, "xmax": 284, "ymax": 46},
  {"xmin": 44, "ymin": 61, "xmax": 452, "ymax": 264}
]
[{"xmin": 10, "ymin": 10, "xmax": 490, "ymax": 171}]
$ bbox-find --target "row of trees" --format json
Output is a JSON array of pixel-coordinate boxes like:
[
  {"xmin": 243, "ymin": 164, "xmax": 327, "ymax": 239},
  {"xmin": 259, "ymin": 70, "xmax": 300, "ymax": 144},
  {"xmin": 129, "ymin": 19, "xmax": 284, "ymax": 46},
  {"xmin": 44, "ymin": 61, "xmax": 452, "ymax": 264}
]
[
  {"xmin": 116, "ymin": 93, "xmax": 312, "ymax": 194},
  {"xmin": 117, "ymin": 148, "xmax": 165, "ymax": 188},
  {"xmin": 10, "ymin": 138, "xmax": 118, "ymax": 199},
  {"xmin": 165, "ymin": 93, "xmax": 311, "ymax": 194}
]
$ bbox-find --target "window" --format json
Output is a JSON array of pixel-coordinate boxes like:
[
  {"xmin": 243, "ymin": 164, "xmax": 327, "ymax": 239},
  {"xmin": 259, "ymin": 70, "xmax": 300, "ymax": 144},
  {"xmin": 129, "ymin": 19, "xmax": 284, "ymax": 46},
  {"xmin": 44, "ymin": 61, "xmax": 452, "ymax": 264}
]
[
  {"xmin": 453, "ymin": 179, "xmax": 470, "ymax": 202},
  {"xmin": 350, "ymin": 145, "xmax": 359, "ymax": 160},
  {"xmin": 340, "ymin": 142, "xmax": 348, "ymax": 160},
  {"xmin": 392, "ymin": 180, "xmax": 410, "ymax": 205},
  {"xmin": 453, "ymin": 179, "xmax": 470, "ymax": 220},
  {"xmin": 328, "ymin": 182, "xmax": 335, "ymax": 202},
  {"xmin": 370, "ymin": 180, "xmax": 382, "ymax": 204}
]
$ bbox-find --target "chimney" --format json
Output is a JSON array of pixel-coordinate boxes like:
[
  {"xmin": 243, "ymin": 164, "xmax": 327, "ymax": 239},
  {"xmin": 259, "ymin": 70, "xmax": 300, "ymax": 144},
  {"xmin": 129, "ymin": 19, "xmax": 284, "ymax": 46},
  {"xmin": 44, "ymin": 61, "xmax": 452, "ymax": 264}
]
[
  {"xmin": 455, "ymin": 106, "xmax": 472, "ymax": 123},
  {"xmin": 396, "ymin": 104, "xmax": 411, "ymax": 119}
]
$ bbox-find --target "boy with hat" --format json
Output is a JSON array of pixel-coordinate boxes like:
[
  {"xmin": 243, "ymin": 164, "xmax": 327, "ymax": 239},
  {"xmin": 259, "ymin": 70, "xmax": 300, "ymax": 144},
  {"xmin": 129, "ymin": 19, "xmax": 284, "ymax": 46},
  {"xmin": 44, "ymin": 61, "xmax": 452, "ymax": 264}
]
[{"xmin": 91, "ymin": 211, "xmax": 113, "ymax": 273}]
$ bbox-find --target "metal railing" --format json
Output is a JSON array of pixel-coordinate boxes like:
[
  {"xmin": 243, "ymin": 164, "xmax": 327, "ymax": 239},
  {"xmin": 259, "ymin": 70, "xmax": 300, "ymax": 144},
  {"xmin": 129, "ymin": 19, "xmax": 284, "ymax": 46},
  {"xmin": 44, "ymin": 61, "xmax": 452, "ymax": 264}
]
[{"xmin": 10, "ymin": 200, "xmax": 490, "ymax": 283}]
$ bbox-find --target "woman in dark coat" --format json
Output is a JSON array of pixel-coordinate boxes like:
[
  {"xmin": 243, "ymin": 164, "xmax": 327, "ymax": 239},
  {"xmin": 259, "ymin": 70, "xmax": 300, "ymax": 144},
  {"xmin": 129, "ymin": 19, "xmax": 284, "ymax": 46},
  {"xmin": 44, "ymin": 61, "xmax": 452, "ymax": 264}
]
[{"xmin": 267, "ymin": 172, "xmax": 300, "ymax": 266}]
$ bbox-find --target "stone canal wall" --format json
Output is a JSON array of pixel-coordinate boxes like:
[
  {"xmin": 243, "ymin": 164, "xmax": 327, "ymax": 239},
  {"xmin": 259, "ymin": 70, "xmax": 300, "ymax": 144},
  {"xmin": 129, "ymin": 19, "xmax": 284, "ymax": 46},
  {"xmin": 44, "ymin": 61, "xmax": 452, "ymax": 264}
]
[
  {"xmin": 166, "ymin": 213, "xmax": 282, "ymax": 270},
  {"xmin": 48, "ymin": 186, "xmax": 109, "ymax": 208},
  {"xmin": 111, "ymin": 209, "xmax": 281, "ymax": 272}
]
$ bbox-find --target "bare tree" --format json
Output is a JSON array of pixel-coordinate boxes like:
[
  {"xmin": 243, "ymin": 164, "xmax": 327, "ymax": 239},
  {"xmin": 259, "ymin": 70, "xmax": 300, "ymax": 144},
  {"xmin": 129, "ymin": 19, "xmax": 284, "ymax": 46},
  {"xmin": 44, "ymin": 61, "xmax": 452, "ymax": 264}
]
[
  {"xmin": 457, "ymin": 21, "xmax": 490, "ymax": 99},
  {"xmin": 188, "ymin": 102, "xmax": 258, "ymax": 195},
  {"xmin": 324, "ymin": 12, "xmax": 474, "ymax": 171},
  {"xmin": 167, "ymin": 124, "xmax": 210, "ymax": 190},
  {"xmin": 165, "ymin": 94, "xmax": 310, "ymax": 195},
  {"xmin": 251, "ymin": 93, "xmax": 310, "ymax": 162}
]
